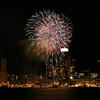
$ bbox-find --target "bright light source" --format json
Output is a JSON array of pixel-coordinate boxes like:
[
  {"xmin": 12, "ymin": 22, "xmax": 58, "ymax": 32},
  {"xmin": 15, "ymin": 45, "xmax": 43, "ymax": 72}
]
[
  {"xmin": 97, "ymin": 60, "xmax": 100, "ymax": 62},
  {"xmin": 70, "ymin": 76, "xmax": 73, "ymax": 79},
  {"xmin": 60, "ymin": 48, "xmax": 69, "ymax": 52}
]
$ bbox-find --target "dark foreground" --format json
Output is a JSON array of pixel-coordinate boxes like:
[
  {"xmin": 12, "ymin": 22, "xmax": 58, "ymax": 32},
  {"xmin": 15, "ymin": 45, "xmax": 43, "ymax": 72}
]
[{"xmin": 0, "ymin": 87, "xmax": 100, "ymax": 100}]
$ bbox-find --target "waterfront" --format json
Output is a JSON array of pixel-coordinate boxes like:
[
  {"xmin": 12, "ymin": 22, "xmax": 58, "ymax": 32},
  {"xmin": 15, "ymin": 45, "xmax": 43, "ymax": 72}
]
[{"xmin": 0, "ymin": 87, "xmax": 100, "ymax": 100}]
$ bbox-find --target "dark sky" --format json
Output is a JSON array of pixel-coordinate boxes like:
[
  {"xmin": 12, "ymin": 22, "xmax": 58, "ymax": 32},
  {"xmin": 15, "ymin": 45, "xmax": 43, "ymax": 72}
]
[{"xmin": 0, "ymin": 0, "xmax": 100, "ymax": 74}]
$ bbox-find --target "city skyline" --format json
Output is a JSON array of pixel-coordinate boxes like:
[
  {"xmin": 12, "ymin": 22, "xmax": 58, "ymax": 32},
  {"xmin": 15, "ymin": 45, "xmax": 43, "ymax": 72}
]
[{"xmin": 0, "ymin": 0, "xmax": 100, "ymax": 74}]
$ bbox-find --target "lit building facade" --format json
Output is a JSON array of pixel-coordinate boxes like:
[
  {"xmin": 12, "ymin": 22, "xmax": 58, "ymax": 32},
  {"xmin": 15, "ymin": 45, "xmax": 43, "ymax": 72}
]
[
  {"xmin": 45, "ymin": 51, "xmax": 72, "ymax": 83},
  {"xmin": 70, "ymin": 59, "xmax": 76, "ymax": 79},
  {"xmin": 90, "ymin": 73, "xmax": 98, "ymax": 79},
  {"xmin": 45, "ymin": 58, "xmax": 58, "ymax": 81}
]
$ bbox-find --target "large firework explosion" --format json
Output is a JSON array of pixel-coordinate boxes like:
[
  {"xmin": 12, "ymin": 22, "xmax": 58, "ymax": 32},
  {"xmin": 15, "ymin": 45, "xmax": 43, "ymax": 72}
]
[{"xmin": 25, "ymin": 10, "xmax": 72, "ymax": 61}]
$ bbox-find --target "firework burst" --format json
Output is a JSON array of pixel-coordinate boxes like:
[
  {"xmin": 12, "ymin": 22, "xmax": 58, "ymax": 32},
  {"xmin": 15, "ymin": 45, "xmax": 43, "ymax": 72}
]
[{"xmin": 25, "ymin": 10, "xmax": 72, "ymax": 61}]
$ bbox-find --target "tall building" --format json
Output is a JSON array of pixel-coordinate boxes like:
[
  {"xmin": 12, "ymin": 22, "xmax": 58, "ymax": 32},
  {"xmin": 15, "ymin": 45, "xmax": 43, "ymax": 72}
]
[
  {"xmin": 70, "ymin": 59, "xmax": 76, "ymax": 79},
  {"xmin": 45, "ymin": 49, "xmax": 71, "ymax": 83},
  {"xmin": 58, "ymin": 54, "xmax": 71, "ymax": 82},
  {"xmin": 0, "ymin": 52, "xmax": 7, "ymax": 83}
]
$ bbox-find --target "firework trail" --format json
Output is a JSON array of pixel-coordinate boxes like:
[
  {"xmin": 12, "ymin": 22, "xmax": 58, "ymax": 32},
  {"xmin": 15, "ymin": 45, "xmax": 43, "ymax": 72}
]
[{"xmin": 25, "ymin": 10, "xmax": 72, "ymax": 61}]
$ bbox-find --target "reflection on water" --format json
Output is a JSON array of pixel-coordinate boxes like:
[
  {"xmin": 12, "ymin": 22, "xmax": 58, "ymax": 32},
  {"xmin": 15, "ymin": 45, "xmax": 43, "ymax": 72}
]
[{"xmin": 0, "ymin": 88, "xmax": 100, "ymax": 100}]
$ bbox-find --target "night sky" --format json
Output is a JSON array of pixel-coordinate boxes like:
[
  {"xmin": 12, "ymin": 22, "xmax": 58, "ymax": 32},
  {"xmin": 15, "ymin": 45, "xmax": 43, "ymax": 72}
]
[{"xmin": 0, "ymin": 0, "xmax": 100, "ymax": 74}]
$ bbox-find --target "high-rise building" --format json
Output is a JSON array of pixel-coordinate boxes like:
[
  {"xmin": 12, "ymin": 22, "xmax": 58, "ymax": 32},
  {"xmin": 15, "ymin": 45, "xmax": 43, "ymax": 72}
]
[
  {"xmin": 0, "ymin": 52, "xmax": 7, "ymax": 83},
  {"xmin": 70, "ymin": 59, "xmax": 76, "ymax": 79},
  {"xmin": 45, "ymin": 49, "xmax": 71, "ymax": 83}
]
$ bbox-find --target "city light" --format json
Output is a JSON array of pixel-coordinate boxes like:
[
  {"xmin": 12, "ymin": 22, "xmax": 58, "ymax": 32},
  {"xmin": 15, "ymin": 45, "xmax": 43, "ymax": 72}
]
[{"xmin": 60, "ymin": 48, "xmax": 69, "ymax": 52}]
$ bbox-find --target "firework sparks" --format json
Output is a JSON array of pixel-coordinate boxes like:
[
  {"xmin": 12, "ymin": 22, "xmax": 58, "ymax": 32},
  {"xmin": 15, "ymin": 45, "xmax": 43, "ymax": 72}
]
[{"xmin": 25, "ymin": 10, "xmax": 72, "ymax": 61}]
